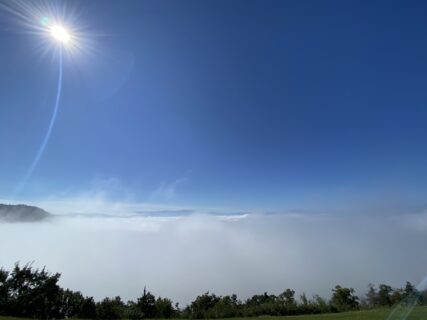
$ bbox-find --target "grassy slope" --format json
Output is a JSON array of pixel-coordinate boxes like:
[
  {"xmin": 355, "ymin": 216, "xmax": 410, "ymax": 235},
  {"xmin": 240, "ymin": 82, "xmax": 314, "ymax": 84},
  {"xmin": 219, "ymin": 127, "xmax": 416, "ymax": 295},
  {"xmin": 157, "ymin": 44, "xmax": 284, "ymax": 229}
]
[{"xmin": 1, "ymin": 307, "xmax": 427, "ymax": 320}]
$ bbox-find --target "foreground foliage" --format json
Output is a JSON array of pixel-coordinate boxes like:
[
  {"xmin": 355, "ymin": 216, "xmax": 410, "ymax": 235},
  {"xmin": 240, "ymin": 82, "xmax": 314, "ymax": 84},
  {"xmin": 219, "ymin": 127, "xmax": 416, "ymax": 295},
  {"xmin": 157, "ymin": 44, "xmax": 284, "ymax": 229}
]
[{"xmin": 1, "ymin": 264, "xmax": 426, "ymax": 319}]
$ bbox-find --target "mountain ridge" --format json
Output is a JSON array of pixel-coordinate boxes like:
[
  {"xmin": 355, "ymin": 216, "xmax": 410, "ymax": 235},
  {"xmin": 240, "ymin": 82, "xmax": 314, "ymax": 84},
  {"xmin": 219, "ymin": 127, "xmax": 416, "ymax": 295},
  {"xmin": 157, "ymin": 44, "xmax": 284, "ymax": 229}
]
[{"xmin": 0, "ymin": 204, "xmax": 51, "ymax": 222}]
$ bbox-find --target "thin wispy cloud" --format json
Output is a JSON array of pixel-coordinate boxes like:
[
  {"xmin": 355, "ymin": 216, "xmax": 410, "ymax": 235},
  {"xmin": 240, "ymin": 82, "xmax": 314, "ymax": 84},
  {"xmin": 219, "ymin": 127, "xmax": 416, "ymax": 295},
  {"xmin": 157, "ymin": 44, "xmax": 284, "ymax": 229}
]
[{"xmin": 152, "ymin": 174, "xmax": 190, "ymax": 201}]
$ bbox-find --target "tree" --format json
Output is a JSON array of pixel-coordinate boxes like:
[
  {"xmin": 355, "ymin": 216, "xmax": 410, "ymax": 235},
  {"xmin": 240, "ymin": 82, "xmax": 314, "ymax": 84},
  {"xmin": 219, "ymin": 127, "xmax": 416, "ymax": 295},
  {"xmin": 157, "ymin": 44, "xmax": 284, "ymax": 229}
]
[
  {"xmin": 59, "ymin": 289, "xmax": 97, "ymax": 319},
  {"xmin": 211, "ymin": 295, "xmax": 240, "ymax": 318},
  {"xmin": 0, "ymin": 269, "xmax": 9, "ymax": 315},
  {"xmin": 312, "ymin": 295, "xmax": 329, "ymax": 313},
  {"xmin": 80, "ymin": 296, "xmax": 97, "ymax": 319},
  {"xmin": 403, "ymin": 282, "xmax": 416, "ymax": 299},
  {"xmin": 60, "ymin": 289, "xmax": 85, "ymax": 318},
  {"xmin": 365, "ymin": 283, "xmax": 378, "ymax": 308},
  {"xmin": 298, "ymin": 294, "xmax": 329, "ymax": 315},
  {"xmin": 377, "ymin": 284, "xmax": 393, "ymax": 306},
  {"xmin": 279, "ymin": 289, "xmax": 296, "ymax": 306},
  {"xmin": 96, "ymin": 296, "xmax": 125, "ymax": 320},
  {"xmin": 7, "ymin": 263, "xmax": 62, "ymax": 319},
  {"xmin": 137, "ymin": 287, "xmax": 156, "ymax": 318},
  {"xmin": 330, "ymin": 285, "xmax": 359, "ymax": 311},
  {"xmin": 155, "ymin": 296, "xmax": 175, "ymax": 318},
  {"xmin": 390, "ymin": 288, "xmax": 403, "ymax": 305},
  {"xmin": 419, "ymin": 290, "xmax": 427, "ymax": 306},
  {"xmin": 190, "ymin": 292, "xmax": 220, "ymax": 318},
  {"xmin": 279, "ymin": 289, "xmax": 297, "ymax": 314},
  {"xmin": 124, "ymin": 301, "xmax": 144, "ymax": 320}
]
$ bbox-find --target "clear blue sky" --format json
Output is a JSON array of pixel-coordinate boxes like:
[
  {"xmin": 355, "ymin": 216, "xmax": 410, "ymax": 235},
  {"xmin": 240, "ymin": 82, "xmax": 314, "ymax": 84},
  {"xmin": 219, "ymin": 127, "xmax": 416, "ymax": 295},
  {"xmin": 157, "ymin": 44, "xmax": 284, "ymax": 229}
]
[{"xmin": 1, "ymin": 0, "xmax": 427, "ymax": 213}]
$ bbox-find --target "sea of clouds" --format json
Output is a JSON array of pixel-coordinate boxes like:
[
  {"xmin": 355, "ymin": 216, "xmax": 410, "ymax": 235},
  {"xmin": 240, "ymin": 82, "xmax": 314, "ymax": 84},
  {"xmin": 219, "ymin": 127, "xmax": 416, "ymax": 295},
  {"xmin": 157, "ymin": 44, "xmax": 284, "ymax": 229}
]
[{"xmin": 1, "ymin": 197, "xmax": 427, "ymax": 305}]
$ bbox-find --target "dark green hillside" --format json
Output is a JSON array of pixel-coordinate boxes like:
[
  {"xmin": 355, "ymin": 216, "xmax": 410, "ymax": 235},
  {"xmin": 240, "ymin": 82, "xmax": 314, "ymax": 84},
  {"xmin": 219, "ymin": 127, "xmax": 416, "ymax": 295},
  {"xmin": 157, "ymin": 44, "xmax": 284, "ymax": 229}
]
[{"xmin": 0, "ymin": 204, "xmax": 50, "ymax": 222}]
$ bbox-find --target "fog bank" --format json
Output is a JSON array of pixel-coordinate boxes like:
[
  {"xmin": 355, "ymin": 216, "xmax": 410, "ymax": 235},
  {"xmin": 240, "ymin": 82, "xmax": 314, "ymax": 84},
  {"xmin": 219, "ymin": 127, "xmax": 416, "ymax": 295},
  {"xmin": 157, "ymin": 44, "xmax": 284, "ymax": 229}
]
[{"xmin": 0, "ymin": 207, "xmax": 426, "ymax": 304}]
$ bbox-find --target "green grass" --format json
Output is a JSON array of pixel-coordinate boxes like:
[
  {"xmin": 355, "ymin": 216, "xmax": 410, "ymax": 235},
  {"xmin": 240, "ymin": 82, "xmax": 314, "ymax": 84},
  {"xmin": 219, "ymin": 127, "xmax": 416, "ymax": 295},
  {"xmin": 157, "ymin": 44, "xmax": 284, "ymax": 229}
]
[
  {"xmin": 232, "ymin": 306, "xmax": 427, "ymax": 320},
  {"xmin": 1, "ymin": 307, "xmax": 427, "ymax": 320}
]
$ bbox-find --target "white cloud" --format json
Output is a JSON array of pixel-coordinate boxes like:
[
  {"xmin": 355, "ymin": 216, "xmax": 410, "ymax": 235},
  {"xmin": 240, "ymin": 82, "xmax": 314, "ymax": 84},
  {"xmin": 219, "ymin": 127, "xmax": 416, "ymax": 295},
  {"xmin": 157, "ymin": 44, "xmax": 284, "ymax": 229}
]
[
  {"xmin": 152, "ymin": 174, "xmax": 189, "ymax": 200},
  {"xmin": 1, "ymin": 202, "xmax": 427, "ymax": 305}
]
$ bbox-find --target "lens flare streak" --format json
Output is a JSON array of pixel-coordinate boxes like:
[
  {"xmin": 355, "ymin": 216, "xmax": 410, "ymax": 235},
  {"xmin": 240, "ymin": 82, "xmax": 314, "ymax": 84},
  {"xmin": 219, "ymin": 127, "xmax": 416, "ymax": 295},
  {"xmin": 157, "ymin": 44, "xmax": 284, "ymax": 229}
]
[
  {"xmin": 386, "ymin": 278, "xmax": 427, "ymax": 320},
  {"xmin": 15, "ymin": 48, "xmax": 64, "ymax": 195}
]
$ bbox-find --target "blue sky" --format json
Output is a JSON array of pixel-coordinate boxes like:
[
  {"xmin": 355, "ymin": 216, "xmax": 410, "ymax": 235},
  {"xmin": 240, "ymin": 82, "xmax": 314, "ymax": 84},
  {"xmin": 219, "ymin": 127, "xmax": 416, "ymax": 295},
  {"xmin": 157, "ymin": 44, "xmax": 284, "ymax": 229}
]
[
  {"xmin": 2, "ymin": 0, "xmax": 427, "ymax": 304},
  {"xmin": 1, "ymin": 0, "xmax": 427, "ymax": 213}
]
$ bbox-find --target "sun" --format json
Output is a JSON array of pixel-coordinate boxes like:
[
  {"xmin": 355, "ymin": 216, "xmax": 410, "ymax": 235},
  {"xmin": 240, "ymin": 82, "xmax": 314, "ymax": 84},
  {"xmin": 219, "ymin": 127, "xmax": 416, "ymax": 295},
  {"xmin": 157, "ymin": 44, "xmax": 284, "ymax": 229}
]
[{"xmin": 50, "ymin": 25, "xmax": 71, "ymax": 44}]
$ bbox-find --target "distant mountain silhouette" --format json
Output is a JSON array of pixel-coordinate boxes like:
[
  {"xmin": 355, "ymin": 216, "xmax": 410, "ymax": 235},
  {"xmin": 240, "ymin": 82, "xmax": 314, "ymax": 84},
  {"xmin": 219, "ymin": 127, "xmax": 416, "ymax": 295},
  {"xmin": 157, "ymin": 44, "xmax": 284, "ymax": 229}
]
[{"xmin": 0, "ymin": 204, "xmax": 51, "ymax": 222}]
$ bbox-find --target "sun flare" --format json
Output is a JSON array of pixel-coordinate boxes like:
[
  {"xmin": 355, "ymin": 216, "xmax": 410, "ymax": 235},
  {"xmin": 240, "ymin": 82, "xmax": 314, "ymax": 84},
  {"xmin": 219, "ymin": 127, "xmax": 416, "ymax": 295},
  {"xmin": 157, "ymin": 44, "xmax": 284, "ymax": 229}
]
[{"xmin": 50, "ymin": 25, "xmax": 71, "ymax": 44}]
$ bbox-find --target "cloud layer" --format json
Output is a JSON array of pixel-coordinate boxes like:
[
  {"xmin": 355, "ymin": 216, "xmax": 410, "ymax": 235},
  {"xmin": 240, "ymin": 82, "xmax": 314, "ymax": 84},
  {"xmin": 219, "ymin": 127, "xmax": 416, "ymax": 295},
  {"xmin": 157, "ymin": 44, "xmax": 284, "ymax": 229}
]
[{"xmin": 0, "ymin": 200, "xmax": 427, "ymax": 305}]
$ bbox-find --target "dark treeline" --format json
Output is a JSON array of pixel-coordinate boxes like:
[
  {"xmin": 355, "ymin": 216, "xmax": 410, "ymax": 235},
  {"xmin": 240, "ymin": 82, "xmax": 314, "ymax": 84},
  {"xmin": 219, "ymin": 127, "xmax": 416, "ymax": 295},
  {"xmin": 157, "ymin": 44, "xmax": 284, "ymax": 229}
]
[{"xmin": 1, "ymin": 263, "xmax": 426, "ymax": 319}]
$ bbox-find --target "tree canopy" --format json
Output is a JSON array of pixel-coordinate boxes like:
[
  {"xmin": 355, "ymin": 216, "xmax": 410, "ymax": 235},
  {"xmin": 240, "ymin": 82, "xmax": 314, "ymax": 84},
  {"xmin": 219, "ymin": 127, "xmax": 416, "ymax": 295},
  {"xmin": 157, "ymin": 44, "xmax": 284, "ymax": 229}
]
[{"xmin": 0, "ymin": 263, "xmax": 425, "ymax": 319}]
